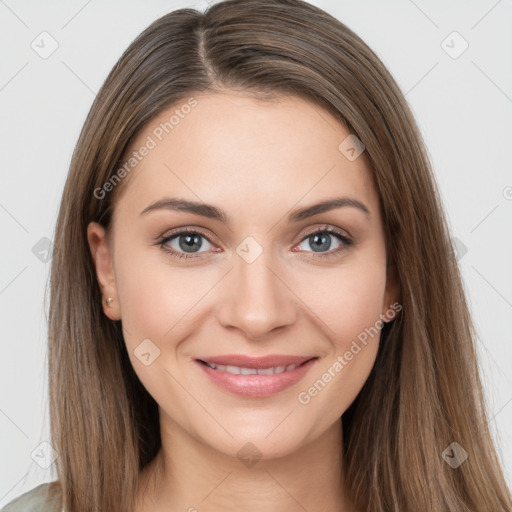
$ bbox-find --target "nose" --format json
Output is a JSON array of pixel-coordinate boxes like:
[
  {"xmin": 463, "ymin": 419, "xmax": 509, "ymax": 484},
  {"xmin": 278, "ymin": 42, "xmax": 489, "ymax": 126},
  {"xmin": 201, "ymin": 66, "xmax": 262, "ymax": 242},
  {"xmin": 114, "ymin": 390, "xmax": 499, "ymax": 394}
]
[{"xmin": 216, "ymin": 245, "xmax": 298, "ymax": 340}]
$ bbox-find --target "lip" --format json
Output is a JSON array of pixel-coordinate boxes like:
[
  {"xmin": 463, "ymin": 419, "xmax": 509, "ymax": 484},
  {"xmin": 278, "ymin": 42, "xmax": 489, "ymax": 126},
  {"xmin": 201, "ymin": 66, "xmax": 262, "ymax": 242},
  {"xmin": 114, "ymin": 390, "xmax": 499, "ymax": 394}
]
[{"xmin": 195, "ymin": 355, "xmax": 318, "ymax": 398}]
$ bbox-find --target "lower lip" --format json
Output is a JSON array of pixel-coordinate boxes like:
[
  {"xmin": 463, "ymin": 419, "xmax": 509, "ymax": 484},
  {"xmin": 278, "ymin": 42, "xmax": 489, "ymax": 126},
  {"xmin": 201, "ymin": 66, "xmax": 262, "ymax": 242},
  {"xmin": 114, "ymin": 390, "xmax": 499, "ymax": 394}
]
[{"xmin": 195, "ymin": 358, "xmax": 317, "ymax": 398}]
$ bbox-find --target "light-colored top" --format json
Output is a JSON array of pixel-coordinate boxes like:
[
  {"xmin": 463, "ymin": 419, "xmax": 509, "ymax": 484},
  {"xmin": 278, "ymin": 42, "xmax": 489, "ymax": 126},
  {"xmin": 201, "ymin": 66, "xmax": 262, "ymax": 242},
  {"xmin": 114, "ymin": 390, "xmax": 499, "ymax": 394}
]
[{"xmin": 0, "ymin": 483, "xmax": 63, "ymax": 512}]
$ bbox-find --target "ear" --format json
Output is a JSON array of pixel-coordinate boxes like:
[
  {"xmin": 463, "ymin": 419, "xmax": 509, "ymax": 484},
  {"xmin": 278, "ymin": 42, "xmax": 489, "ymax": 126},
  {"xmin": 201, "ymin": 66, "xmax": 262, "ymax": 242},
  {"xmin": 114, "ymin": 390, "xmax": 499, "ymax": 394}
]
[
  {"xmin": 381, "ymin": 260, "xmax": 401, "ymax": 323},
  {"xmin": 87, "ymin": 222, "xmax": 121, "ymax": 321}
]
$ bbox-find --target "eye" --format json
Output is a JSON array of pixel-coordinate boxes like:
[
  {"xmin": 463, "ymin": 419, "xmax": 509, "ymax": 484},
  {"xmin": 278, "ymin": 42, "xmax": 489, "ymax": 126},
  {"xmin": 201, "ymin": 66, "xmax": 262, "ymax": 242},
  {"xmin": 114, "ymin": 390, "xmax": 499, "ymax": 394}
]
[
  {"xmin": 293, "ymin": 226, "xmax": 353, "ymax": 259},
  {"xmin": 157, "ymin": 228, "xmax": 219, "ymax": 260}
]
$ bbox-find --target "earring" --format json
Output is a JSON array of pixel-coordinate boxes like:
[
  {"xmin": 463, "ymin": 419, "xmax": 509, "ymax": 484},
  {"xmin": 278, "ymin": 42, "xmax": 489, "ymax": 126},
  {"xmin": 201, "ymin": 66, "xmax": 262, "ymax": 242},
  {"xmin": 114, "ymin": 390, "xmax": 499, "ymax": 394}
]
[{"xmin": 106, "ymin": 297, "xmax": 114, "ymax": 307}]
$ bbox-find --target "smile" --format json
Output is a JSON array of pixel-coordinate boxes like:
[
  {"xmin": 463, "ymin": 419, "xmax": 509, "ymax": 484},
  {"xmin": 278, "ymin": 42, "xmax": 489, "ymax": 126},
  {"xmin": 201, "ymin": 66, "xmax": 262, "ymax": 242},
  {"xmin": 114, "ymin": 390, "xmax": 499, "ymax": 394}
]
[{"xmin": 195, "ymin": 356, "xmax": 318, "ymax": 398}]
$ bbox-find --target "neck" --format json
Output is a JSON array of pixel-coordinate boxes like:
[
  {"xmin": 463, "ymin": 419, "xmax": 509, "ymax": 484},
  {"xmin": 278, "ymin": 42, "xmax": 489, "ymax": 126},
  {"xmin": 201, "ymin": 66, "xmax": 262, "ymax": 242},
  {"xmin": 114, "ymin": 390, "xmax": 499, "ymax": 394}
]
[{"xmin": 135, "ymin": 412, "xmax": 355, "ymax": 512}]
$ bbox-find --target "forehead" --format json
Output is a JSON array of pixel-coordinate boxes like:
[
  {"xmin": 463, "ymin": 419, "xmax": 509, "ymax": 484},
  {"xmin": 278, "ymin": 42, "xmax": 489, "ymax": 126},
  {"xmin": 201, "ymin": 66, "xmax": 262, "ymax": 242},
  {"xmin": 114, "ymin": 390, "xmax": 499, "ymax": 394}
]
[{"xmin": 113, "ymin": 91, "xmax": 379, "ymax": 224}]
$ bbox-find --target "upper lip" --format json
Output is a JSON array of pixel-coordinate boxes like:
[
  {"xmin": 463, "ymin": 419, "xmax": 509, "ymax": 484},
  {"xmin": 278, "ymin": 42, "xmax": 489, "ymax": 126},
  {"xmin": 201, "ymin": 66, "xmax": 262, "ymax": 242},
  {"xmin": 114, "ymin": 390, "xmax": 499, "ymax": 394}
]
[{"xmin": 197, "ymin": 354, "xmax": 317, "ymax": 369}]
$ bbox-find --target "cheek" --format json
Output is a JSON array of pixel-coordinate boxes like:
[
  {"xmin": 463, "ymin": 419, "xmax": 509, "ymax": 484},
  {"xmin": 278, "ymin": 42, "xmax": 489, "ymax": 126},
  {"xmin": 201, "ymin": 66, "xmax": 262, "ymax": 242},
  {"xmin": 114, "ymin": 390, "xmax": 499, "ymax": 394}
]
[
  {"xmin": 113, "ymin": 248, "xmax": 203, "ymax": 398},
  {"xmin": 291, "ymin": 256, "xmax": 386, "ymax": 413},
  {"xmin": 115, "ymin": 244, "xmax": 201, "ymax": 332},
  {"xmin": 112, "ymin": 249, "xmax": 169, "ymax": 368},
  {"xmin": 334, "ymin": 271, "xmax": 386, "ymax": 343},
  {"xmin": 114, "ymin": 246, "xmax": 226, "ymax": 372},
  {"xmin": 291, "ymin": 256, "xmax": 387, "ymax": 343}
]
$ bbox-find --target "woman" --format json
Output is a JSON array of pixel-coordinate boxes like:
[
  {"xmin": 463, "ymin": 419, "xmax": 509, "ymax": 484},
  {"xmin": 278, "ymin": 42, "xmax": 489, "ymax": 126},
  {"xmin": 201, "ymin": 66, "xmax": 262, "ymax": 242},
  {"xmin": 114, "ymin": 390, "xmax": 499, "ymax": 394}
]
[{"xmin": 2, "ymin": 0, "xmax": 511, "ymax": 510}]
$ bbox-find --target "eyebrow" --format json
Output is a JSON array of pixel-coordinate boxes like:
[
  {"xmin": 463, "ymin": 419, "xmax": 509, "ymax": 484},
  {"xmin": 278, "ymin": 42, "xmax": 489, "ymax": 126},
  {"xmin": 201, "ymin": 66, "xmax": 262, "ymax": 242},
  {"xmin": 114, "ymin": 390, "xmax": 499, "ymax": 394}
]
[{"xmin": 140, "ymin": 196, "xmax": 370, "ymax": 224}]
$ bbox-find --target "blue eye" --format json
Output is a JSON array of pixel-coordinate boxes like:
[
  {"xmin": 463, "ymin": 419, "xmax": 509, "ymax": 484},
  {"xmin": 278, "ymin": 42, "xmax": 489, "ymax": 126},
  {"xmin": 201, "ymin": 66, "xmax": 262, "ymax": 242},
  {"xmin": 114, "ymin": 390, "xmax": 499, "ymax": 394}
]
[
  {"xmin": 157, "ymin": 226, "xmax": 352, "ymax": 260},
  {"xmin": 294, "ymin": 228, "xmax": 352, "ymax": 258},
  {"xmin": 158, "ymin": 228, "xmax": 215, "ymax": 259}
]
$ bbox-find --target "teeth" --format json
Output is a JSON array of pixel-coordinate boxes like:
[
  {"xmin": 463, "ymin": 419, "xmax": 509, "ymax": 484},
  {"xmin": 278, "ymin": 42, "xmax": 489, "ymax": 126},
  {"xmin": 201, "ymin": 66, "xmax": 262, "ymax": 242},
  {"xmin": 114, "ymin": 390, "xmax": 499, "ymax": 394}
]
[
  {"xmin": 240, "ymin": 367, "xmax": 257, "ymax": 375},
  {"xmin": 204, "ymin": 362, "xmax": 299, "ymax": 375}
]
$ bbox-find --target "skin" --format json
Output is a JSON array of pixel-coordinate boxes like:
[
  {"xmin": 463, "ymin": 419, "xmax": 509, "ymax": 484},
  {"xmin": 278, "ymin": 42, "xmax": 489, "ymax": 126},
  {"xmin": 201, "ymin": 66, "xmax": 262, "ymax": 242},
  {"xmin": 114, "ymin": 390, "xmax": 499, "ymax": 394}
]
[{"xmin": 87, "ymin": 91, "xmax": 399, "ymax": 512}]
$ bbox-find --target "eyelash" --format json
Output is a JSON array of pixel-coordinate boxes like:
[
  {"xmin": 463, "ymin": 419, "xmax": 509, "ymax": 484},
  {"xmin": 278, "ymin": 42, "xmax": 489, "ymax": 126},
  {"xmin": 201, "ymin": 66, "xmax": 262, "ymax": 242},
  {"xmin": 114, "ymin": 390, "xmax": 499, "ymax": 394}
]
[{"xmin": 156, "ymin": 225, "xmax": 353, "ymax": 261}]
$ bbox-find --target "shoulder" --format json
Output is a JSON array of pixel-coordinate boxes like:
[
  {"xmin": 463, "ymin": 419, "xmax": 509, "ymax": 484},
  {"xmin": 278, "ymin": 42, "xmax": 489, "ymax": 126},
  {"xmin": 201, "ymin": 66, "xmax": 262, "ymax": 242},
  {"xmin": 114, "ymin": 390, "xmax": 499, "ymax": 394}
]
[{"xmin": 1, "ymin": 482, "xmax": 63, "ymax": 512}]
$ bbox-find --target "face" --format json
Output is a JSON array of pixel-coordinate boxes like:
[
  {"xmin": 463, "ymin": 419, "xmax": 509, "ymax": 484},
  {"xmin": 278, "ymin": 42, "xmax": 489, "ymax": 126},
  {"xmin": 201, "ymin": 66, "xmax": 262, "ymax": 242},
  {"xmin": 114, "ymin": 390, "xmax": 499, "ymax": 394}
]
[{"xmin": 88, "ymin": 91, "xmax": 398, "ymax": 460}]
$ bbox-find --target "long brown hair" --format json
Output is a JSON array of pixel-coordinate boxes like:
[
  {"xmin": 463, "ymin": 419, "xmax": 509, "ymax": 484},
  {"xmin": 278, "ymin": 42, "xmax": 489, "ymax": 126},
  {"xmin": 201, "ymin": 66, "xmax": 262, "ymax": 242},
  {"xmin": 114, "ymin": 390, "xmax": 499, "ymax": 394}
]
[{"xmin": 45, "ymin": 0, "xmax": 512, "ymax": 510}]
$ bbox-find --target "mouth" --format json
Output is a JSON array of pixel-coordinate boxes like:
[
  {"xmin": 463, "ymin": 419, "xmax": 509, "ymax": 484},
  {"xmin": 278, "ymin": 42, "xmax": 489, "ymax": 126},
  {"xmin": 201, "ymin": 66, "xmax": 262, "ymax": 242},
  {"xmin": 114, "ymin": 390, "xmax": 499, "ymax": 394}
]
[
  {"xmin": 197, "ymin": 357, "xmax": 316, "ymax": 375},
  {"xmin": 194, "ymin": 355, "xmax": 319, "ymax": 398}
]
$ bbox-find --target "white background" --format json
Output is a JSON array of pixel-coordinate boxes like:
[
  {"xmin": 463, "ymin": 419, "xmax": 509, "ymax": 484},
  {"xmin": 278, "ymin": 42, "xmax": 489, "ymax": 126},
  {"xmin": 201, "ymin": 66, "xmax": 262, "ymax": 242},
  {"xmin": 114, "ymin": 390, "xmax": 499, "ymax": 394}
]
[{"xmin": 1, "ymin": 0, "xmax": 511, "ymax": 506}]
